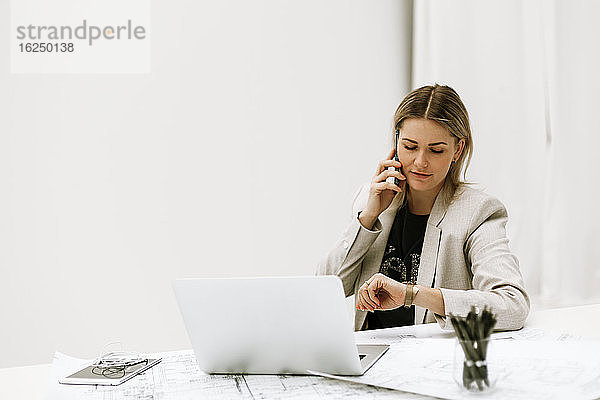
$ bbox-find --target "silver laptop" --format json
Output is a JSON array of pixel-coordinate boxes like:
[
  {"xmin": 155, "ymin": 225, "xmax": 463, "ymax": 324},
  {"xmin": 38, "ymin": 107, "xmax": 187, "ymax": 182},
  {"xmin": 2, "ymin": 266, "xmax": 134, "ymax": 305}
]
[{"xmin": 173, "ymin": 276, "xmax": 389, "ymax": 375}]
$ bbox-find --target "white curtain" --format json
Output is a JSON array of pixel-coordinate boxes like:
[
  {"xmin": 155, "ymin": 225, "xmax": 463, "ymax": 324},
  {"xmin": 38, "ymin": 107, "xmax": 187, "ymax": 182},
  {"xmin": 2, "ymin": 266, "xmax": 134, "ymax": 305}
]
[{"xmin": 412, "ymin": 0, "xmax": 600, "ymax": 308}]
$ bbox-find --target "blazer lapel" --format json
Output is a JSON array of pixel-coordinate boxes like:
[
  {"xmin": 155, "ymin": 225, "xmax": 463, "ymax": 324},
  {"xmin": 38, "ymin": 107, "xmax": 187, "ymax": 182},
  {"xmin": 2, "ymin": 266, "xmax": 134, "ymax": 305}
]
[{"xmin": 415, "ymin": 189, "xmax": 448, "ymax": 324}]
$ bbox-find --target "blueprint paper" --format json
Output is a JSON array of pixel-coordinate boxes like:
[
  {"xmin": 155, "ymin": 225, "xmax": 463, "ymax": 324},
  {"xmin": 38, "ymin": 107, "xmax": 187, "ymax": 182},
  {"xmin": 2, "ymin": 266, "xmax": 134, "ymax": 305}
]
[
  {"xmin": 46, "ymin": 324, "xmax": 595, "ymax": 400},
  {"xmin": 46, "ymin": 349, "xmax": 427, "ymax": 400},
  {"xmin": 352, "ymin": 321, "xmax": 582, "ymax": 345},
  {"xmin": 315, "ymin": 338, "xmax": 600, "ymax": 400},
  {"xmin": 491, "ymin": 326, "xmax": 582, "ymax": 341}
]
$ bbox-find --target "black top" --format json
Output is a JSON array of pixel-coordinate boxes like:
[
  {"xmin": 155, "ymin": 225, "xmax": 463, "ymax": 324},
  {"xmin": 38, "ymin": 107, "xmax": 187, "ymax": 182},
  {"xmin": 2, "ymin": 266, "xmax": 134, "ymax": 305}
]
[{"xmin": 364, "ymin": 205, "xmax": 429, "ymax": 330}]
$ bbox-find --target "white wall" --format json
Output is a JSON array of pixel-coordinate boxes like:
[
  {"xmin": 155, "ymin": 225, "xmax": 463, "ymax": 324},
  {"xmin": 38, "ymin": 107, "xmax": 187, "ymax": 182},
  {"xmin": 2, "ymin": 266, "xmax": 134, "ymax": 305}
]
[
  {"xmin": 412, "ymin": 0, "xmax": 549, "ymax": 301},
  {"xmin": 0, "ymin": 0, "xmax": 413, "ymax": 367},
  {"xmin": 412, "ymin": 0, "xmax": 600, "ymax": 308}
]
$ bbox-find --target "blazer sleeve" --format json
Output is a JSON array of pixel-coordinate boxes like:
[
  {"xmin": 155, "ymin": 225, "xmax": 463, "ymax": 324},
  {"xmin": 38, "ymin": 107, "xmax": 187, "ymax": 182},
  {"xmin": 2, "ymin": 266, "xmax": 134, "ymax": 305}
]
[
  {"xmin": 435, "ymin": 197, "xmax": 531, "ymax": 331},
  {"xmin": 315, "ymin": 185, "xmax": 382, "ymax": 297}
]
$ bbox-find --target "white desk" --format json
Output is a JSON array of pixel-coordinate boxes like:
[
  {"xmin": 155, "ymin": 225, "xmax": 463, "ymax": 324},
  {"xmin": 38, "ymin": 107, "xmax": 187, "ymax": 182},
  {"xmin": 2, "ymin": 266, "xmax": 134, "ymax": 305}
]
[{"xmin": 2, "ymin": 304, "xmax": 599, "ymax": 400}]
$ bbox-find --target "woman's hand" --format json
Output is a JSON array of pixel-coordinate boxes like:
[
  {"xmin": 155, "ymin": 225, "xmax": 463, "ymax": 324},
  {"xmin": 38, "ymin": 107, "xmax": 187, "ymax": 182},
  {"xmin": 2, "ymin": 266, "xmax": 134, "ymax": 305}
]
[
  {"xmin": 356, "ymin": 273, "xmax": 406, "ymax": 312},
  {"xmin": 359, "ymin": 148, "xmax": 405, "ymax": 230}
]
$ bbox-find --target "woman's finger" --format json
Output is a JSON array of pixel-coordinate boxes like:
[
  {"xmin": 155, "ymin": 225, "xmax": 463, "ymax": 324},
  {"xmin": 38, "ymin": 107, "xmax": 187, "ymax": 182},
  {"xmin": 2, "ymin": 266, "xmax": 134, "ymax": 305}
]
[
  {"xmin": 365, "ymin": 282, "xmax": 381, "ymax": 308},
  {"xmin": 376, "ymin": 157, "xmax": 402, "ymax": 175},
  {"xmin": 355, "ymin": 295, "xmax": 363, "ymax": 311},
  {"xmin": 367, "ymin": 281, "xmax": 382, "ymax": 308},
  {"xmin": 372, "ymin": 181, "xmax": 403, "ymax": 195},
  {"xmin": 359, "ymin": 287, "xmax": 377, "ymax": 310},
  {"xmin": 373, "ymin": 168, "xmax": 406, "ymax": 185},
  {"xmin": 356, "ymin": 289, "xmax": 365, "ymax": 311},
  {"xmin": 358, "ymin": 289, "xmax": 371, "ymax": 311},
  {"xmin": 356, "ymin": 295, "xmax": 367, "ymax": 312},
  {"xmin": 355, "ymin": 298, "xmax": 363, "ymax": 311},
  {"xmin": 359, "ymin": 292, "xmax": 373, "ymax": 312},
  {"xmin": 356, "ymin": 284, "xmax": 368, "ymax": 311},
  {"xmin": 375, "ymin": 148, "xmax": 396, "ymax": 175}
]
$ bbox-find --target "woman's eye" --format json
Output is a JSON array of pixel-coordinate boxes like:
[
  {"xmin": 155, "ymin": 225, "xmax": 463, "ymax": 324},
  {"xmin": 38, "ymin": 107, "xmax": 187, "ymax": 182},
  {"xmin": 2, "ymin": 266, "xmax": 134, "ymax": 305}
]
[
  {"xmin": 404, "ymin": 146, "xmax": 417, "ymax": 151},
  {"xmin": 430, "ymin": 149, "xmax": 444, "ymax": 154}
]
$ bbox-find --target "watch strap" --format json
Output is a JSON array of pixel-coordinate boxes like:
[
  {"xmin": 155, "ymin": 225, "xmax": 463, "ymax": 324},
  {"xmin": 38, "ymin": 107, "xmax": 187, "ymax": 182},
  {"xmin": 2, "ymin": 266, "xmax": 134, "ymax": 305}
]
[
  {"xmin": 403, "ymin": 282, "xmax": 420, "ymax": 307},
  {"xmin": 404, "ymin": 283, "xmax": 414, "ymax": 307}
]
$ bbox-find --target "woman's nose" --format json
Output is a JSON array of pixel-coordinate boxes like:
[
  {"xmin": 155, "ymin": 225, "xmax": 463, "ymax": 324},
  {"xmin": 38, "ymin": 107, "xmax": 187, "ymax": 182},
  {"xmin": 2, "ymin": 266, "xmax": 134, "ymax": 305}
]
[{"xmin": 414, "ymin": 150, "xmax": 429, "ymax": 169}]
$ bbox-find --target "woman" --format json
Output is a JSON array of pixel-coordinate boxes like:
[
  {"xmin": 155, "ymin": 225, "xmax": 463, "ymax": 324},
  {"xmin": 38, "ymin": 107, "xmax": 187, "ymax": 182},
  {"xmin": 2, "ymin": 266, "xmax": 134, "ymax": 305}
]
[{"xmin": 317, "ymin": 84, "xmax": 529, "ymax": 331}]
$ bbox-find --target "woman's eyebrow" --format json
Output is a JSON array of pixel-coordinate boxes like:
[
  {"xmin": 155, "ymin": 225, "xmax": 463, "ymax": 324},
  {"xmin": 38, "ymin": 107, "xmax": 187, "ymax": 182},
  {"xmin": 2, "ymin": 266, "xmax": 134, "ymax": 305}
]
[{"xmin": 401, "ymin": 138, "xmax": 448, "ymax": 146}]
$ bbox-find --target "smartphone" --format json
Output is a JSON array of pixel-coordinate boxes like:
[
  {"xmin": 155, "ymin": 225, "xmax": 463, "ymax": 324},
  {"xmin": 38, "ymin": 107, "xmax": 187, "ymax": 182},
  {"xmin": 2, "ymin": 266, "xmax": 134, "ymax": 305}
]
[
  {"xmin": 386, "ymin": 128, "xmax": 402, "ymax": 186},
  {"xmin": 59, "ymin": 358, "xmax": 162, "ymax": 386}
]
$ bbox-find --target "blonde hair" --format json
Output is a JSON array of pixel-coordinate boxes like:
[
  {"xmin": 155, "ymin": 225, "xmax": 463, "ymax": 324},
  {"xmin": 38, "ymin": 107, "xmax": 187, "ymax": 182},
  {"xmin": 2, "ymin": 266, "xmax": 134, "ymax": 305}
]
[{"xmin": 392, "ymin": 84, "xmax": 473, "ymax": 206}]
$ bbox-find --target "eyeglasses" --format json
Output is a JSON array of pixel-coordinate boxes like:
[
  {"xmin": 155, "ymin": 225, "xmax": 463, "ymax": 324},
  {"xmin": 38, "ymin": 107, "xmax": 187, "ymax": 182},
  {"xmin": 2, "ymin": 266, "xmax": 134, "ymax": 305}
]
[{"xmin": 90, "ymin": 352, "xmax": 149, "ymax": 379}]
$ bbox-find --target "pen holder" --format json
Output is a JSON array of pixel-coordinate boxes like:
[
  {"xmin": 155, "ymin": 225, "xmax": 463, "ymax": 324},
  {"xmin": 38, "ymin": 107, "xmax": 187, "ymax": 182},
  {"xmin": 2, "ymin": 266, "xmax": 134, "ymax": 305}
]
[{"xmin": 453, "ymin": 338, "xmax": 497, "ymax": 393}]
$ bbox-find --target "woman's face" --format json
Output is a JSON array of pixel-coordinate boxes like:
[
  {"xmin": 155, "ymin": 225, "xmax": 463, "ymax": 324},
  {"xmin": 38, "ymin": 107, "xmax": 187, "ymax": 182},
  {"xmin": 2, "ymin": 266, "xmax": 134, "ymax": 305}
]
[{"xmin": 397, "ymin": 118, "xmax": 465, "ymax": 194}]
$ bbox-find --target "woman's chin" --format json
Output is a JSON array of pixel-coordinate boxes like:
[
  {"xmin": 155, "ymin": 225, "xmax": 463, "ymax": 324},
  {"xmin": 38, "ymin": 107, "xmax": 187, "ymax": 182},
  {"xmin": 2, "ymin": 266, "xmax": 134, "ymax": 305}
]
[
  {"xmin": 407, "ymin": 180, "xmax": 429, "ymax": 191},
  {"xmin": 407, "ymin": 178, "xmax": 440, "ymax": 192}
]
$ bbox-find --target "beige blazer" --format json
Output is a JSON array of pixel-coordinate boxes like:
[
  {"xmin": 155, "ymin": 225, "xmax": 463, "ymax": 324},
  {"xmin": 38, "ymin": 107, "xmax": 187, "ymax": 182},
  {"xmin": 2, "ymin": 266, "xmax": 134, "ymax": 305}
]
[{"xmin": 316, "ymin": 183, "xmax": 530, "ymax": 331}]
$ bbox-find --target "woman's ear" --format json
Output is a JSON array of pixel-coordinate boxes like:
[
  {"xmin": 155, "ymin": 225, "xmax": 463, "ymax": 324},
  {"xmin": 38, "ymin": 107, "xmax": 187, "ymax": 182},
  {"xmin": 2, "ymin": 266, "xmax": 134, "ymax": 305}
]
[{"xmin": 453, "ymin": 139, "xmax": 465, "ymax": 162}]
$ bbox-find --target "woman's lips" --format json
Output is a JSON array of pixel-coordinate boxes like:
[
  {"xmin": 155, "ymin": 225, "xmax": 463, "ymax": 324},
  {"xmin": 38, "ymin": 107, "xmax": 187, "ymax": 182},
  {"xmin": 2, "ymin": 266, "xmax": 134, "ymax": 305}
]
[{"xmin": 410, "ymin": 171, "xmax": 432, "ymax": 179}]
